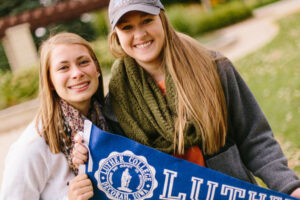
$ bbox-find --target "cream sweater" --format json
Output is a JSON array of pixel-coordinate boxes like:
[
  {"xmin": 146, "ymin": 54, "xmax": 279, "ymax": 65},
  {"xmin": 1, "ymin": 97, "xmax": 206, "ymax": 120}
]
[{"xmin": 0, "ymin": 121, "xmax": 75, "ymax": 199}]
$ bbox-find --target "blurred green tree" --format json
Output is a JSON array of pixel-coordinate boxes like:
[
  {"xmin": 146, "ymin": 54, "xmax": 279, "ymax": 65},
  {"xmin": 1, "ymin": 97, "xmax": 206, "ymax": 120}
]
[
  {"xmin": 0, "ymin": 43, "xmax": 10, "ymax": 72},
  {"xmin": 0, "ymin": 0, "xmax": 42, "ymax": 17}
]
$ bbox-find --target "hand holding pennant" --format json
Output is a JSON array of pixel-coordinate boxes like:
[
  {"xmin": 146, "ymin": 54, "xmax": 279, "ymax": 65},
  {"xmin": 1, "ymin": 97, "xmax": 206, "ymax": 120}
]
[{"xmin": 79, "ymin": 120, "xmax": 299, "ymax": 200}]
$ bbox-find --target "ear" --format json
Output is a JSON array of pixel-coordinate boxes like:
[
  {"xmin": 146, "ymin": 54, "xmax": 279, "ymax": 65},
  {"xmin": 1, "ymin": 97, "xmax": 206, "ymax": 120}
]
[
  {"xmin": 95, "ymin": 64, "xmax": 101, "ymax": 76},
  {"xmin": 116, "ymin": 34, "xmax": 121, "ymax": 45},
  {"xmin": 49, "ymin": 82, "xmax": 55, "ymax": 91},
  {"xmin": 48, "ymin": 76, "xmax": 55, "ymax": 91}
]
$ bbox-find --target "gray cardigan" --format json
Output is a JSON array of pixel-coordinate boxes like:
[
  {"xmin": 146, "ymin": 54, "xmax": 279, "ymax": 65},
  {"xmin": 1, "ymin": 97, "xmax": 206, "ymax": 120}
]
[{"xmin": 103, "ymin": 54, "xmax": 300, "ymax": 195}]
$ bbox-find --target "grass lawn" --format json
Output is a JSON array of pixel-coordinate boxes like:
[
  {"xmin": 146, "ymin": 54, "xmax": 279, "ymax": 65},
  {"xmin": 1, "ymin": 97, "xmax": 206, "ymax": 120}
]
[{"xmin": 234, "ymin": 11, "xmax": 300, "ymax": 175}]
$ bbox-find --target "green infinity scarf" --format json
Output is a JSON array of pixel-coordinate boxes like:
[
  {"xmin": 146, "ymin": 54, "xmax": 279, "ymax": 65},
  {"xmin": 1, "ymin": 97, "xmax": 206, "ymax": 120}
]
[{"xmin": 109, "ymin": 56, "xmax": 201, "ymax": 154}]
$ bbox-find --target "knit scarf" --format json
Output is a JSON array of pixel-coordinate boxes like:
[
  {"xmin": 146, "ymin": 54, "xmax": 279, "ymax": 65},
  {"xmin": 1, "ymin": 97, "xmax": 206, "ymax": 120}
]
[
  {"xmin": 109, "ymin": 56, "xmax": 202, "ymax": 154},
  {"xmin": 59, "ymin": 98, "xmax": 109, "ymax": 174}
]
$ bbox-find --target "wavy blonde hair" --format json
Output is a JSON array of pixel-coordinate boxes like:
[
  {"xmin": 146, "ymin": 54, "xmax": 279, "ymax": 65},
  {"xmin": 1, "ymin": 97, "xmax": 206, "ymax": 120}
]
[
  {"xmin": 109, "ymin": 11, "xmax": 227, "ymax": 155},
  {"xmin": 36, "ymin": 32, "xmax": 104, "ymax": 153}
]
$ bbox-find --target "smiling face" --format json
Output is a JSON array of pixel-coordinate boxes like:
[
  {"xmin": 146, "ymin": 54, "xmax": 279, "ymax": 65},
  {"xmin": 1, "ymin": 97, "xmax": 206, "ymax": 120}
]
[
  {"xmin": 115, "ymin": 11, "xmax": 165, "ymax": 68},
  {"xmin": 49, "ymin": 44, "xmax": 100, "ymax": 114}
]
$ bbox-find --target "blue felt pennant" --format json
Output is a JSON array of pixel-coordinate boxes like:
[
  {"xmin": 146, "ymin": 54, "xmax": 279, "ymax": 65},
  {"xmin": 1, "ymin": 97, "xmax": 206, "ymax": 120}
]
[{"xmin": 79, "ymin": 120, "xmax": 298, "ymax": 200}]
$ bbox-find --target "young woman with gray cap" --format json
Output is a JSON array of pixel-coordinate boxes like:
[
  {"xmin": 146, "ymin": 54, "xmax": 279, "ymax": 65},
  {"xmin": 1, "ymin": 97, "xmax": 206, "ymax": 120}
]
[{"xmin": 73, "ymin": 0, "xmax": 300, "ymax": 197}]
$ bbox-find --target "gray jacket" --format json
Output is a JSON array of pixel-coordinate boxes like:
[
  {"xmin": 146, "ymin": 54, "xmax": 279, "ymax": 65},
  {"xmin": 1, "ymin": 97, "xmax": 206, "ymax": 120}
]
[{"xmin": 103, "ymin": 54, "xmax": 300, "ymax": 194}]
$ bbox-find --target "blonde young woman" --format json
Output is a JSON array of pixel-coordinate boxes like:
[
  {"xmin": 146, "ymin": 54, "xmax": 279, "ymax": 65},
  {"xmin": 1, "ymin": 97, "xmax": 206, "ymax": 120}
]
[
  {"xmin": 73, "ymin": 0, "xmax": 300, "ymax": 197},
  {"xmin": 0, "ymin": 32, "xmax": 111, "ymax": 199}
]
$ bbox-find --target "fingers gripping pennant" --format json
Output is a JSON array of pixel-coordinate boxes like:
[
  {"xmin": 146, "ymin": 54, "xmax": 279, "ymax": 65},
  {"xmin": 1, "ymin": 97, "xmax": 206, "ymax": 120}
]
[{"xmin": 81, "ymin": 120, "xmax": 298, "ymax": 200}]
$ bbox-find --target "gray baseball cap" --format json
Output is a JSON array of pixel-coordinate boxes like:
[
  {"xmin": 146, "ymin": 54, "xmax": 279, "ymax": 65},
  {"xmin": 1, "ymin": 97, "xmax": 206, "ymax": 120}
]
[{"xmin": 109, "ymin": 0, "xmax": 165, "ymax": 30}]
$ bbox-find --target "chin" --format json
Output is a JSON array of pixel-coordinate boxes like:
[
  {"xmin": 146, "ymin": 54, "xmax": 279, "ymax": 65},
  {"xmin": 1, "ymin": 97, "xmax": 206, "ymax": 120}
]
[{"xmin": 72, "ymin": 94, "xmax": 93, "ymax": 103}]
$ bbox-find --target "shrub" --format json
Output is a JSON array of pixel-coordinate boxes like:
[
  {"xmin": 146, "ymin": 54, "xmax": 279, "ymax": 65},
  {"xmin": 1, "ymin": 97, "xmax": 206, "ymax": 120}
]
[
  {"xmin": 91, "ymin": 37, "xmax": 114, "ymax": 69},
  {"xmin": 0, "ymin": 43, "xmax": 10, "ymax": 72},
  {"xmin": 91, "ymin": 9, "xmax": 109, "ymax": 37},
  {"xmin": 166, "ymin": 2, "xmax": 252, "ymax": 36},
  {"xmin": 166, "ymin": 4, "xmax": 199, "ymax": 36},
  {"xmin": 0, "ymin": 66, "xmax": 39, "ymax": 109}
]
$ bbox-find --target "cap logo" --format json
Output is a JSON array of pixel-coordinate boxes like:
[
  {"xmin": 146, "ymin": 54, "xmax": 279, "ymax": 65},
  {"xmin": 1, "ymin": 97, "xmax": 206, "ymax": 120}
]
[
  {"xmin": 113, "ymin": 0, "xmax": 158, "ymax": 9},
  {"xmin": 113, "ymin": 0, "xmax": 122, "ymax": 7},
  {"xmin": 113, "ymin": 0, "xmax": 131, "ymax": 9}
]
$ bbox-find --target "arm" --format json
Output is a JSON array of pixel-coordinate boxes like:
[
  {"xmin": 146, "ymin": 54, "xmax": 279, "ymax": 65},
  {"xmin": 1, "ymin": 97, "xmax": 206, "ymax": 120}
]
[{"xmin": 216, "ymin": 56, "xmax": 300, "ymax": 194}]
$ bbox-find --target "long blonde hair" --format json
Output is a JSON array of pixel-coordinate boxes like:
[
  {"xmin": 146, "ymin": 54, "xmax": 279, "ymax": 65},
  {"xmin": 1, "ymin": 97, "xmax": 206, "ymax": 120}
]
[
  {"xmin": 36, "ymin": 32, "xmax": 104, "ymax": 154},
  {"xmin": 109, "ymin": 11, "xmax": 227, "ymax": 155}
]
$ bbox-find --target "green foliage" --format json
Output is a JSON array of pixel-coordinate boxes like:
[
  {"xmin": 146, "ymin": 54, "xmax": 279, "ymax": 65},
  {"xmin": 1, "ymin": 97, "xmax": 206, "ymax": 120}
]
[
  {"xmin": 0, "ymin": 0, "xmax": 41, "ymax": 17},
  {"xmin": 91, "ymin": 9, "xmax": 109, "ymax": 37},
  {"xmin": 91, "ymin": 37, "xmax": 114, "ymax": 69},
  {"xmin": 0, "ymin": 66, "xmax": 39, "ymax": 109},
  {"xmin": 166, "ymin": 2, "xmax": 252, "ymax": 36},
  {"xmin": 0, "ymin": 43, "xmax": 10, "ymax": 72}
]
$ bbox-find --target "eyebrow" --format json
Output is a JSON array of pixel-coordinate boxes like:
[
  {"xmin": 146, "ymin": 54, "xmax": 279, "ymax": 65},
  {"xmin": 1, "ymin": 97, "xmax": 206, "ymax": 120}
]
[
  {"xmin": 118, "ymin": 12, "xmax": 151, "ymax": 25},
  {"xmin": 56, "ymin": 56, "xmax": 87, "ymax": 65}
]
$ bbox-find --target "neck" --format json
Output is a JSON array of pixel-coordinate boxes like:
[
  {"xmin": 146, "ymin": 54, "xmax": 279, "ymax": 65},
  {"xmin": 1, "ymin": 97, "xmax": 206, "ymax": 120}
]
[
  {"xmin": 71, "ymin": 99, "xmax": 91, "ymax": 116},
  {"xmin": 137, "ymin": 59, "xmax": 165, "ymax": 82}
]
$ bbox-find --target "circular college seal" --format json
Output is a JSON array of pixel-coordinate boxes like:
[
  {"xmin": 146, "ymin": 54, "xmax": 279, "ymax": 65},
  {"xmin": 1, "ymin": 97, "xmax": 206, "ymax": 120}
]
[{"xmin": 95, "ymin": 150, "xmax": 158, "ymax": 200}]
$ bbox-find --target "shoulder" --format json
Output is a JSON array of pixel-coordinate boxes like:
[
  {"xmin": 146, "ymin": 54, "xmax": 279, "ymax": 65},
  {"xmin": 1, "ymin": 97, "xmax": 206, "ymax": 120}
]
[
  {"xmin": 111, "ymin": 57, "xmax": 123, "ymax": 67},
  {"xmin": 111, "ymin": 56, "xmax": 137, "ymax": 72},
  {"xmin": 4, "ymin": 121, "xmax": 52, "ymax": 175},
  {"xmin": 9, "ymin": 121, "xmax": 48, "ymax": 156},
  {"xmin": 209, "ymin": 51, "xmax": 236, "ymax": 76},
  {"xmin": 103, "ymin": 93, "xmax": 125, "ymax": 135},
  {"xmin": 103, "ymin": 93, "xmax": 117, "ymax": 121},
  {"xmin": 111, "ymin": 57, "xmax": 125, "ymax": 72},
  {"xmin": 209, "ymin": 51, "xmax": 243, "ymax": 87}
]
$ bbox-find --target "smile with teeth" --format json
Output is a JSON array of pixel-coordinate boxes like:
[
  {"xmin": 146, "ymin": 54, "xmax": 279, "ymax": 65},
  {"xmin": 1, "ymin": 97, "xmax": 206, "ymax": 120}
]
[
  {"xmin": 69, "ymin": 81, "xmax": 89, "ymax": 89},
  {"xmin": 135, "ymin": 41, "xmax": 152, "ymax": 49}
]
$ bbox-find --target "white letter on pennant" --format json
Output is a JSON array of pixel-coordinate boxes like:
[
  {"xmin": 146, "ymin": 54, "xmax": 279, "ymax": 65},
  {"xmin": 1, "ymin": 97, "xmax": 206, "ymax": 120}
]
[
  {"xmin": 248, "ymin": 191, "xmax": 267, "ymax": 200},
  {"xmin": 221, "ymin": 185, "xmax": 246, "ymax": 200},
  {"xmin": 190, "ymin": 177, "xmax": 204, "ymax": 200},
  {"xmin": 206, "ymin": 181, "xmax": 219, "ymax": 200},
  {"xmin": 159, "ymin": 169, "xmax": 186, "ymax": 200}
]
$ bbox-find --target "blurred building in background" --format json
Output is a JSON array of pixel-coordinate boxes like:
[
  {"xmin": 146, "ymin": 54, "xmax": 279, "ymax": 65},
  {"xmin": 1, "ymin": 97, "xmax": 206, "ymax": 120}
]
[{"xmin": 0, "ymin": 0, "xmax": 109, "ymax": 71}]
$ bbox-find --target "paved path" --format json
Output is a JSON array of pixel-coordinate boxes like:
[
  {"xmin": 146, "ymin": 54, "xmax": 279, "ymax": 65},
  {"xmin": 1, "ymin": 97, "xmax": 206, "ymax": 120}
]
[
  {"xmin": 208, "ymin": 0, "xmax": 300, "ymax": 61},
  {"xmin": 1, "ymin": 0, "xmax": 300, "ymax": 189}
]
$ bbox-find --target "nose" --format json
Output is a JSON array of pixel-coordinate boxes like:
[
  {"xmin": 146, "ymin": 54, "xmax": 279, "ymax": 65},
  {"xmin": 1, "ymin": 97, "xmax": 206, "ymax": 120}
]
[
  {"xmin": 71, "ymin": 65, "xmax": 84, "ymax": 79},
  {"xmin": 134, "ymin": 27, "xmax": 147, "ymax": 40}
]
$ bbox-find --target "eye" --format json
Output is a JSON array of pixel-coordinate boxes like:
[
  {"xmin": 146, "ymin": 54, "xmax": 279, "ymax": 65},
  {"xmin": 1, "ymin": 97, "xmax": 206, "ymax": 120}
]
[
  {"xmin": 80, "ymin": 59, "xmax": 90, "ymax": 65},
  {"xmin": 122, "ymin": 25, "xmax": 132, "ymax": 30},
  {"xmin": 143, "ymin": 18, "xmax": 153, "ymax": 24},
  {"xmin": 58, "ymin": 65, "xmax": 68, "ymax": 71}
]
